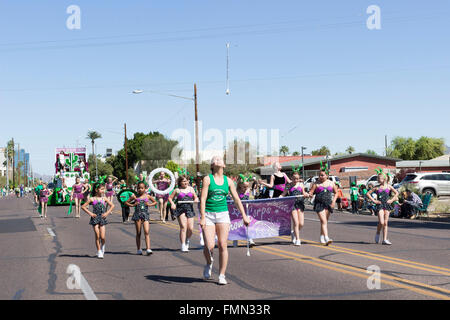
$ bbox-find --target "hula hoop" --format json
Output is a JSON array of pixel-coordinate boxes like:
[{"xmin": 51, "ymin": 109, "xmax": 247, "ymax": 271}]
[{"xmin": 148, "ymin": 168, "xmax": 176, "ymax": 196}]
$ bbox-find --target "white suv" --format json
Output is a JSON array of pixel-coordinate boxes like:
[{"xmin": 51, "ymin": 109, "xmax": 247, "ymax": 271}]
[{"xmin": 400, "ymin": 172, "xmax": 450, "ymax": 197}]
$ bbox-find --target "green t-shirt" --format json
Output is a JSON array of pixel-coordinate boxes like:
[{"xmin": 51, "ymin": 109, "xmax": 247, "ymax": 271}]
[
  {"xmin": 205, "ymin": 174, "xmax": 229, "ymax": 213},
  {"xmin": 350, "ymin": 186, "xmax": 359, "ymax": 201},
  {"xmin": 119, "ymin": 190, "xmax": 134, "ymax": 208}
]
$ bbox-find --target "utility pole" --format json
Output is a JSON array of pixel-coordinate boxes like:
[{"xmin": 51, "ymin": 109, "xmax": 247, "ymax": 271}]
[
  {"xmin": 17, "ymin": 143, "xmax": 20, "ymax": 187},
  {"xmin": 385, "ymin": 135, "xmax": 388, "ymax": 157},
  {"xmin": 124, "ymin": 123, "xmax": 129, "ymax": 186},
  {"xmin": 194, "ymin": 83, "xmax": 201, "ymax": 192},
  {"xmin": 6, "ymin": 146, "xmax": 9, "ymax": 190},
  {"xmin": 24, "ymin": 157, "xmax": 27, "ymax": 187},
  {"xmin": 12, "ymin": 138, "xmax": 15, "ymax": 187}
]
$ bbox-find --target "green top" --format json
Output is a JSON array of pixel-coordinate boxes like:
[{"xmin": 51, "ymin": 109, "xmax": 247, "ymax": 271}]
[
  {"xmin": 350, "ymin": 186, "xmax": 359, "ymax": 201},
  {"xmin": 119, "ymin": 190, "xmax": 134, "ymax": 208},
  {"xmin": 35, "ymin": 185, "xmax": 43, "ymax": 193},
  {"xmin": 205, "ymin": 174, "xmax": 229, "ymax": 213}
]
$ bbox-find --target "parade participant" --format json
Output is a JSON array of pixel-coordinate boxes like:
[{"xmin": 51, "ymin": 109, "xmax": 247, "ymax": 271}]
[
  {"xmin": 154, "ymin": 172, "xmax": 170, "ymax": 223},
  {"xmin": 81, "ymin": 183, "xmax": 114, "ymax": 259},
  {"xmin": 58, "ymin": 151, "xmax": 66, "ymax": 174},
  {"xmin": 366, "ymin": 168, "xmax": 398, "ymax": 245},
  {"xmin": 168, "ymin": 174, "xmax": 199, "ymax": 252},
  {"xmin": 258, "ymin": 162, "xmax": 291, "ymax": 198},
  {"xmin": 308, "ymin": 162, "xmax": 338, "ymax": 245},
  {"xmin": 70, "ymin": 176, "xmax": 86, "ymax": 218},
  {"xmin": 237, "ymin": 174, "xmax": 256, "ymax": 246},
  {"xmin": 200, "ymin": 156, "xmax": 250, "ymax": 285},
  {"xmin": 350, "ymin": 182, "xmax": 359, "ymax": 214},
  {"xmin": 34, "ymin": 181, "xmax": 43, "ymax": 206},
  {"xmin": 281, "ymin": 167, "xmax": 309, "ymax": 246},
  {"xmin": 125, "ymin": 182, "xmax": 157, "ymax": 255},
  {"xmin": 39, "ymin": 183, "xmax": 53, "ymax": 219},
  {"xmin": 117, "ymin": 182, "xmax": 133, "ymax": 223},
  {"xmin": 83, "ymin": 179, "xmax": 92, "ymax": 203},
  {"xmin": 105, "ymin": 176, "xmax": 118, "ymax": 205}
]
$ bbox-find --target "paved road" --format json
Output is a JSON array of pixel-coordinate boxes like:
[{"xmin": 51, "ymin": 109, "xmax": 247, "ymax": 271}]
[{"xmin": 0, "ymin": 194, "xmax": 449, "ymax": 300}]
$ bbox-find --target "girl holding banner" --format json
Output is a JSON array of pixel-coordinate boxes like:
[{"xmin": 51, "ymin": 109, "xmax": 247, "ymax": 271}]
[
  {"xmin": 308, "ymin": 163, "xmax": 338, "ymax": 245},
  {"xmin": 258, "ymin": 162, "xmax": 291, "ymax": 198},
  {"xmin": 281, "ymin": 169, "xmax": 310, "ymax": 246},
  {"xmin": 168, "ymin": 175, "xmax": 199, "ymax": 252},
  {"xmin": 200, "ymin": 156, "xmax": 250, "ymax": 285}
]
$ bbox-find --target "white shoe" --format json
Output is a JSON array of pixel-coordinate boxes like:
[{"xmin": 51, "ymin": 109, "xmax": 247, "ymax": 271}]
[
  {"xmin": 218, "ymin": 274, "xmax": 228, "ymax": 285},
  {"xmin": 249, "ymin": 239, "xmax": 255, "ymax": 247},
  {"xmin": 200, "ymin": 235, "xmax": 205, "ymax": 246},
  {"xmin": 325, "ymin": 236, "xmax": 333, "ymax": 246},
  {"xmin": 101, "ymin": 244, "xmax": 105, "ymax": 254},
  {"xmin": 294, "ymin": 239, "xmax": 301, "ymax": 246},
  {"xmin": 186, "ymin": 239, "xmax": 190, "ymax": 249},
  {"xmin": 291, "ymin": 231, "xmax": 296, "ymax": 243},
  {"xmin": 181, "ymin": 243, "xmax": 189, "ymax": 252},
  {"xmin": 97, "ymin": 250, "xmax": 104, "ymax": 259},
  {"xmin": 320, "ymin": 235, "xmax": 326, "ymax": 245},
  {"xmin": 203, "ymin": 262, "xmax": 213, "ymax": 279},
  {"xmin": 375, "ymin": 233, "xmax": 380, "ymax": 244},
  {"xmin": 137, "ymin": 249, "xmax": 143, "ymax": 255},
  {"xmin": 382, "ymin": 239, "xmax": 392, "ymax": 245},
  {"xmin": 146, "ymin": 249, "xmax": 153, "ymax": 255}
]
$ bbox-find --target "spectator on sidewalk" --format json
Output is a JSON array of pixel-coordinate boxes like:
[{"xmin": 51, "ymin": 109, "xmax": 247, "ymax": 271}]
[
  {"xmin": 336, "ymin": 182, "xmax": 344, "ymax": 211},
  {"xmin": 350, "ymin": 182, "xmax": 359, "ymax": 214},
  {"xmin": 400, "ymin": 189, "xmax": 423, "ymax": 219}
]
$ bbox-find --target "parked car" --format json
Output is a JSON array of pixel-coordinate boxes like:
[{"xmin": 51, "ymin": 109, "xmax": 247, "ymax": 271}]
[
  {"xmin": 304, "ymin": 175, "xmax": 341, "ymax": 192},
  {"xmin": 397, "ymin": 172, "xmax": 450, "ymax": 197},
  {"xmin": 358, "ymin": 174, "xmax": 394, "ymax": 189}
]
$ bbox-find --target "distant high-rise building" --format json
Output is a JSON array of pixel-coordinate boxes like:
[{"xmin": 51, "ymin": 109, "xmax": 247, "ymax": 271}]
[{"xmin": 105, "ymin": 148, "xmax": 113, "ymax": 157}]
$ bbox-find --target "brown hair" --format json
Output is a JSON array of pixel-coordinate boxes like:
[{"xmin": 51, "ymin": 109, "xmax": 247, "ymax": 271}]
[{"xmin": 177, "ymin": 175, "xmax": 188, "ymax": 187}]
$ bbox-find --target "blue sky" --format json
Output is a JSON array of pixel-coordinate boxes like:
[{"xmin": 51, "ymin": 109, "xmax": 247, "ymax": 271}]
[{"xmin": 1, "ymin": 1, "xmax": 449, "ymax": 175}]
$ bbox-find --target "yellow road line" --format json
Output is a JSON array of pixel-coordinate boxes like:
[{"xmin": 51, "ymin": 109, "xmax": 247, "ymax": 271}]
[
  {"xmin": 277, "ymin": 235, "xmax": 450, "ymax": 276},
  {"xmin": 157, "ymin": 222, "xmax": 450, "ymax": 300}
]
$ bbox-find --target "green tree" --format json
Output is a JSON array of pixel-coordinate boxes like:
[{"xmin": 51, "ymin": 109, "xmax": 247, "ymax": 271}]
[
  {"xmin": 280, "ymin": 145, "xmax": 289, "ymax": 156},
  {"xmin": 312, "ymin": 146, "xmax": 330, "ymax": 156},
  {"xmin": 165, "ymin": 160, "xmax": 180, "ymax": 173},
  {"xmin": 88, "ymin": 154, "xmax": 113, "ymax": 177},
  {"xmin": 141, "ymin": 135, "xmax": 182, "ymax": 173},
  {"xmin": 86, "ymin": 131, "xmax": 102, "ymax": 158},
  {"xmin": 366, "ymin": 149, "xmax": 377, "ymax": 155},
  {"xmin": 346, "ymin": 146, "xmax": 355, "ymax": 154},
  {"xmin": 414, "ymin": 137, "xmax": 445, "ymax": 160},
  {"xmin": 292, "ymin": 151, "xmax": 300, "ymax": 156},
  {"xmin": 388, "ymin": 137, "xmax": 416, "ymax": 160},
  {"xmin": 223, "ymin": 139, "xmax": 259, "ymax": 177}
]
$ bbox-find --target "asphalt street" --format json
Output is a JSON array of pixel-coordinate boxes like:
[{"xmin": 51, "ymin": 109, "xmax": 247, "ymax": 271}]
[{"xmin": 0, "ymin": 194, "xmax": 449, "ymax": 300}]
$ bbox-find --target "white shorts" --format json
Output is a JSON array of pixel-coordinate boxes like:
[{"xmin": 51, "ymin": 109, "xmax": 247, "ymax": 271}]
[{"xmin": 205, "ymin": 211, "xmax": 231, "ymax": 226}]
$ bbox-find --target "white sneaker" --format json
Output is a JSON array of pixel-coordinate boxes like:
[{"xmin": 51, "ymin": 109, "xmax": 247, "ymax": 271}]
[
  {"xmin": 137, "ymin": 249, "xmax": 143, "ymax": 255},
  {"xmin": 320, "ymin": 235, "xmax": 326, "ymax": 245},
  {"xmin": 101, "ymin": 244, "xmax": 105, "ymax": 254},
  {"xmin": 203, "ymin": 262, "xmax": 213, "ymax": 279},
  {"xmin": 218, "ymin": 274, "xmax": 228, "ymax": 285},
  {"xmin": 375, "ymin": 233, "xmax": 380, "ymax": 244},
  {"xmin": 181, "ymin": 243, "xmax": 189, "ymax": 252},
  {"xmin": 325, "ymin": 236, "xmax": 333, "ymax": 246},
  {"xmin": 294, "ymin": 239, "xmax": 301, "ymax": 246},
  {"xmin": 186, "ymin": 239, "xmax": 190, "ymax": 249},
  {"xmin": 97, "ymin": 250, "xmax": 104, "ymax": 259},
  {"xmin": 146, "ymin": 249, "xmax": 153, "ymax": 255},
  {"xmin": 382, "ymin": 239, "xmax": 392, "ymax": 245},
  {"xmin": 200, "ymin": 234, "xmax": 205, "ymax": 246},
  {"xmin": 249, "ymin": 239, "xmax": 256, "ymax": 247},
  {"xmin": 291, "ymin": 231, "xmax": 296, "ymax": 243}
]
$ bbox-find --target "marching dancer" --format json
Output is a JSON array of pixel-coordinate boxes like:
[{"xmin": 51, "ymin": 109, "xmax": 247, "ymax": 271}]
[
  {"xmin": 237, "ymin": 174, "xmax": 255, "ymax": 246},
  {"xmin": 105, "ymin": 176, "xmax": 118, "ymax": 206},
  {"xmin": 258, "ymin": 162, "xmax": 291, "ymax": 198},
  {"xmin": 281, "ymin": 167, "xmax": 310, "ymax": 246},
  {"xmin": 168, "ymin": 174, "xmax": 199, "ymax": 252},
  {"xmin": 366, "ymin": 168, "xmax": 398, "ymax": 245},
  {"xmin": 308, "ymin": 162, "xmax": 338, "ymax": 245},
  {"xmin": 200, "ymin": 156, "xmax": 250, "ymax": 285},
  {"xmin": 125, "ymin": 182, "xmax": 157, "ymax": 255},
  {"xmin": 70, "ymin": 176, "xmax": 87, "ymax": 218},
  {"xmin": 81, "ymin": 183, "xmax": 115, "ymax": 259},
  {"xmin": 154, "ymin": 172, "xmax": 170, "ymax": 223},
  {"xmin": 39, "ymin": 183, "xmax": 53, "ymax": 219}
]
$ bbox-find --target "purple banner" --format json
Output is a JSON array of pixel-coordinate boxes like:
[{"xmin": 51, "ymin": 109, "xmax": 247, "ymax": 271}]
[{"xmin": 227, "ymin": 197, "xmax": 297, "ymax": 241}]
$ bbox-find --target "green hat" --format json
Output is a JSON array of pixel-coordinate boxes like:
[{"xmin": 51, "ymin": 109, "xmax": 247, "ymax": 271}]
[{"xmin": 351, "ymin": 182, "xmax": 356, "ymax": 186}]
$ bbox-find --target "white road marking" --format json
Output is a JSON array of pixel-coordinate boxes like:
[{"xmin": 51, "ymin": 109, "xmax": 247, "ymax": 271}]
[
  {"xmin": 304, "ymin": 218, "xmax": 343, "ymax": 224},
  {"xmin": 47, "ymin": 228, "xmax": 56, "ymax": 237},
  {"xmin": 66, "ymin": 264, "xmax": 98, "ymax": 300}
]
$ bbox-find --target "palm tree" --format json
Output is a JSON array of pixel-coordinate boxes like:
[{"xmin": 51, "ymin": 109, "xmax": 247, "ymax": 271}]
[
  {"xmin": 86, "ymin": 131, "xmax": 102, "ymax": 179},
  {"xmin": 346, "ymin": 146, "xmax": 355, "ymax": 154},
  {"xmin": 280, "ymin": 145, "xmax": 289, "ymax": 156},
  {"xmin": 86, "ymin": 131, "xmax": 102, "ymax": 156}
]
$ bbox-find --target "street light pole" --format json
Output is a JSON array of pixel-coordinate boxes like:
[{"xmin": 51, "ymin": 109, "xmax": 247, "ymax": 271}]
[
  {"xmin": 301, "ymin": 146, "xmax": 307, "ymax": 181},
  {"xmin": 194, "ymin": 83, "xmax": 201, "ymax": 191},
  {"xmin": 124, "ymin": 123, "xmax": 129, "ymax": 186}
]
